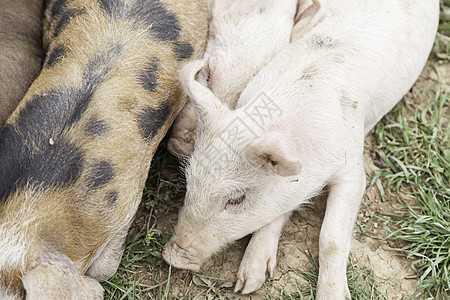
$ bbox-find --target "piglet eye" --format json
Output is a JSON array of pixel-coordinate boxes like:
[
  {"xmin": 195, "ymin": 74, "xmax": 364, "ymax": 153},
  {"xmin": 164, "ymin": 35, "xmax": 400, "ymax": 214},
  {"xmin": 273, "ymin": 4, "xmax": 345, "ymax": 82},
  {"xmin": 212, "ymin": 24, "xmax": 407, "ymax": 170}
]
[{"xmin": 226, "ymin": 194, "xmax": 246, "ymax": 206}]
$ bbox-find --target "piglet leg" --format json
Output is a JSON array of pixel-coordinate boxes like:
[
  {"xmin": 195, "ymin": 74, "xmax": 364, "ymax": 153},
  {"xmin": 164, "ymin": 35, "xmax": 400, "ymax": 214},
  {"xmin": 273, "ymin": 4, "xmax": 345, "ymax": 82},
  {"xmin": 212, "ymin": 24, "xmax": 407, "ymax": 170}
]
[
  {"xmin": 235, "ymin": 212, "xmax": 292, "ymax": 294},
  {"xmin": 86, "ymin": 226, "xmax": 129, "ymax": 281},
  {"xmin": 22, "ymin": 250, "xmax": 103, "ymax": 299},
  {"xmin": 167, "ymin": 97, "xmax": 197, "ymax": 159},
  {"xmin": 316, "ymin": 162, "xmax": 365, "ymax": 300}
]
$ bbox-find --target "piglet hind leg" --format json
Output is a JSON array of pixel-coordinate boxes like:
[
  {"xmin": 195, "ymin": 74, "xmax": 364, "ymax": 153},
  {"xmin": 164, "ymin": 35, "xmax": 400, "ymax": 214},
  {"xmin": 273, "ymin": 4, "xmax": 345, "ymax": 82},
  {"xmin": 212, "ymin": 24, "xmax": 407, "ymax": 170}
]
[
  {"xmin": 316, "ymin": 162, "xmax": 366, "ymax": 300},
  {"xmin": 86, "ymin": 226, "xmax": 129, "ymax": 282},
  {"xmin": 21, "ymin": 250, "xmax": 103, "ymax": 299},
  {"xmin": 235, "ymin": 212, "xmax": 292, "ymax": 294}
]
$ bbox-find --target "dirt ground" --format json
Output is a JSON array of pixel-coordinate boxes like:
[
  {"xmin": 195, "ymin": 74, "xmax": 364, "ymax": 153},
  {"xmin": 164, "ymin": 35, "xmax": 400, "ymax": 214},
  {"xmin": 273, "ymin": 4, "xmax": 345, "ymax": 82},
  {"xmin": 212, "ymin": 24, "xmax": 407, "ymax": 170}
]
[{"xmin": 131, "ymin": 58, "xmax": 449, "ymax": 300}]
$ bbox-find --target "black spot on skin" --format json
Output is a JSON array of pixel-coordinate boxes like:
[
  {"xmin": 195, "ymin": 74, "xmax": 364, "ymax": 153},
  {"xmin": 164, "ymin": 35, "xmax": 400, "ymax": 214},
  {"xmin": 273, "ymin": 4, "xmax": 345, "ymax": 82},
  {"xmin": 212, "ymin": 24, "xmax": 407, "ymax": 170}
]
[
  {"xmin": 68, "ymin": 42, "xmax": 122, "ymax": 125},
  {"xmin": 53, "ymin": 9, "xmax": 85, "ymax": 39},
  {"xmin": 0, "ymin": 124, "xmax": 84, "ymax": 202},
  {"xmin": 46, "ymin": 45, "xmax": 66, "ymax": 67},
  {"xmin": 98, "ymin": 0, "xmax": 187, "ymax": 61},
  {"xmin": 173, "ymin": 41, "xmax": 193, "ymax": 61},
  {"xmin": 87, "ymin": 161, "xmax": 115, "ymax": 189},
  {"xmin": 84, "ymin": 117, "xmax": 109, "ymax": 137},
  {"xmin": 31, "ymin": 138, "xmax": 84, "ymax": 187},
  {"xmin": 41, "ymin": 45, "xmax": 49, "ymax": 68},
  {"xmin": 44, "ymin": 0, "xmax": 52, "ymax": 10},
  {"xmin": 106, "ymin": 190, "xmax": 118, "ymax": 205},
  {"xmin": 137, "ymin": 102, "xmax": 170, "ymax": 140},
  {"xmin": 97, "ymin": 0, "xmax": 126, "ymax": 17},
  {"xmin": 98, "ymin": 0, "xmax": 181, "ymax": 42},
  {"xmin": 137, "ymin": 0, "xmax": 181, "ymax": 42},
  {"xmin": 50, "ymin": 0, "xmax": 68, "ymax": 17},
  {"xmin": 139, "ymin": 58, "xmax": 159, "ymax": 92},
  {"xmin": 0, "ymin": 43, "xmax": 121, "ymax": 201}
]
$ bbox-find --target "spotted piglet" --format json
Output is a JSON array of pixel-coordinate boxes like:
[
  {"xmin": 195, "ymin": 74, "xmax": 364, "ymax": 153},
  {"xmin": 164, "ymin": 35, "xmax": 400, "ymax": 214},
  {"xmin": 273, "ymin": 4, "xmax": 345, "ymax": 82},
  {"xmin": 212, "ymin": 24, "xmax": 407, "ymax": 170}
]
[
  {"xmin": 163, "ymin": 0, "xmax": 439, "ymax": 297},
  {"xmin": 0, "ymin": 0, "xmax": 207, "ymax": 298},
  {"xmin": 0, "ymin": 0, "xmax": 44, "ymax": 129}
]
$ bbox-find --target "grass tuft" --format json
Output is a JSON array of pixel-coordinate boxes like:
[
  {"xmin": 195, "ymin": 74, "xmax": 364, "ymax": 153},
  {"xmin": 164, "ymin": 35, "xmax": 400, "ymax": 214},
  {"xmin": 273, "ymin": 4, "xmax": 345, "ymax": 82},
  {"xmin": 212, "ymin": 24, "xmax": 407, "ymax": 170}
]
[{"xmin": 371, "ymin": 79, "xmax": 449, "ymax": 298}]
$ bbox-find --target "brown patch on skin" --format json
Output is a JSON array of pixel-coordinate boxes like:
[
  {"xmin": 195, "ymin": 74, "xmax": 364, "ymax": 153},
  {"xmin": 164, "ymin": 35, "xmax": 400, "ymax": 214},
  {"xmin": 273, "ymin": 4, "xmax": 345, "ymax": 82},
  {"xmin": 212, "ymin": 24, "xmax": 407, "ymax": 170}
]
[
  {"xmin": 333, "ymin": 54, "xmax": 345, "ymax": 64},
  {"xmin": 307, "ymin": 34, "xmax": 337, "ymax": 49},
  {"xmin": 340, "ymin": 92, "xmax": 359, "ymax": 111},
  {"xmin": 0, "ymin": 0, "xmax": 43, "ymax": 129},
  {"xmin": 323, "ymin": 241, "xmax": 339, "ymax": 258},
  {"xmin": 300, "ymin": 64, "xmax": 319, "ymax": 80},
  {"xmin": 0, "ymin": 0, "xmax": 208, "ymax": 296}
]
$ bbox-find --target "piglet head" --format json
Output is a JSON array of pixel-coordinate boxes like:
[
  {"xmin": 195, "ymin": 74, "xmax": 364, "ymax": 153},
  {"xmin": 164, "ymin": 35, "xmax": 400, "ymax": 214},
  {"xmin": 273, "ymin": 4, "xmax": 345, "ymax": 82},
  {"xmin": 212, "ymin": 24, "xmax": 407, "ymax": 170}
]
[
  {"xmin": 162, "ymin": 60, "xmax": 302, "ymax": 271},
  {"xmin": 199, "ymin": 0, "xmax": 297, "ymax": 107}
]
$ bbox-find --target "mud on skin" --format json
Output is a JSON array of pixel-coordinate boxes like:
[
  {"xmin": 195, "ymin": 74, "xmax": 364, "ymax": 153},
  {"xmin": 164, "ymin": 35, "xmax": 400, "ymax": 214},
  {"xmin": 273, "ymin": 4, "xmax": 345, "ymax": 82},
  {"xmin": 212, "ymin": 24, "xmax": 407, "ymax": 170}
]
[{"xmin": 0, "ymin": 0, "xmax": 207, "ymax": 298}]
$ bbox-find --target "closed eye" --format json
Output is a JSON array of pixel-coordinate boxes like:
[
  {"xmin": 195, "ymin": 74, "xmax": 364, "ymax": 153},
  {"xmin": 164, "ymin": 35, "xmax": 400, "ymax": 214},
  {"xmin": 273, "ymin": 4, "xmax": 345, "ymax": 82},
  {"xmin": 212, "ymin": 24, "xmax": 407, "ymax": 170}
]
[
  {"xmin": 198, "ymin": 64, "xmax": 211, "ymax": 85},
  {"xmin": 205, "ymin": 66, "xmax": 211, "ymax": 83},
  {"xmin": 226, "ymin": 194, "xmax": 246, "ymax": 207}
]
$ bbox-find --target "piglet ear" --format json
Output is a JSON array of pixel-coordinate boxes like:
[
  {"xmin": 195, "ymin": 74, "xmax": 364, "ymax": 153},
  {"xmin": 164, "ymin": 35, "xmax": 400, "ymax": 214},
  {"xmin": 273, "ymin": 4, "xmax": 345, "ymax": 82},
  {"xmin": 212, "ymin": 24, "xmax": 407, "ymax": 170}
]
[
  {"xmin": 179, "ymin": 60, "xmax": 229, "ymax": 122},
  {"xmin": 293, "ymin": 0, "xmax": 326, "ymax": 37},
  {"xmin": 244, "ymin": 133, "xmax": 302, "ymax": 177}
]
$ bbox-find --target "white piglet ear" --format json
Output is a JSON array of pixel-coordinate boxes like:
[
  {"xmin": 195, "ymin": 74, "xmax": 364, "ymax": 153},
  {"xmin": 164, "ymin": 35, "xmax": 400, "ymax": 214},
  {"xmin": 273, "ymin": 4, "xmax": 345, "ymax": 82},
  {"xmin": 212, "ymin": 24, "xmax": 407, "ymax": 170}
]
[
  {"xmin": 244, "ymin": 133, "xmax": 302, "ymax": 177},
  {"xmin": 293, "ymin": 0, "xmax": 326, "ymax": 37},
  {"xmin": 179, "ymin": 60, "xmax": 229, "ymax": 122}
]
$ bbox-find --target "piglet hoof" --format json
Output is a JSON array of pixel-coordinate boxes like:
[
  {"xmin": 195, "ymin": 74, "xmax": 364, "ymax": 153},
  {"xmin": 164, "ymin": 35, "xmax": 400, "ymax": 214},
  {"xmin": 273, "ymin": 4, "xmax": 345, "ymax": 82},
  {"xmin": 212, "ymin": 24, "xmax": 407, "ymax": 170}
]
[
  {"xmin": 234, "ymin": 252, "xmax": 276, "ymax": 294},
  {"xmin": 167, "ymin": 134, "xmax": 195, "ymax": 160},
  {"xmin": 235, "ymin": 276, "xmax": 266, "ymax": 295}
]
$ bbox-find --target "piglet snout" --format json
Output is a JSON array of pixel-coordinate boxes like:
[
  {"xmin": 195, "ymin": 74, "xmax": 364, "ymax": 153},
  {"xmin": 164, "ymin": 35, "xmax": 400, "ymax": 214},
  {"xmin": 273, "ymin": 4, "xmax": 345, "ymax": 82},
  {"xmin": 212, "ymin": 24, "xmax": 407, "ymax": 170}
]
[{"xmin": 162, "ymin": 240, "xmax": 202, "ymax": 272}]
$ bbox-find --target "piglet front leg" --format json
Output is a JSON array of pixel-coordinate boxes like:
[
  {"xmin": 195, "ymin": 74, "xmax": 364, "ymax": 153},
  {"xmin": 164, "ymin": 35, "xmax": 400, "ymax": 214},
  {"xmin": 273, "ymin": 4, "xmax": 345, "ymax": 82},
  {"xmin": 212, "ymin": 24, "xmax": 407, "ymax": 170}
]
[
  {"xmin": 235, "ymin": 212, "xmax": 292, "ymax": 294},
  {"xmin": 316, "ymin": 162, "xmax": 366, "ymax": 300}
]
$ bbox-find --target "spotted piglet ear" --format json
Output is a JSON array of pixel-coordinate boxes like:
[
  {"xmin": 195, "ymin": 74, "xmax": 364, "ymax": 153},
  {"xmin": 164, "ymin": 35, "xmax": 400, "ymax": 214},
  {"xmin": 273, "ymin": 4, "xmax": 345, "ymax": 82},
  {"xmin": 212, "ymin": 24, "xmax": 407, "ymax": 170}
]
[{"xmin": 244, "ymin": 133, "xmax": 302, "ymax": 177}]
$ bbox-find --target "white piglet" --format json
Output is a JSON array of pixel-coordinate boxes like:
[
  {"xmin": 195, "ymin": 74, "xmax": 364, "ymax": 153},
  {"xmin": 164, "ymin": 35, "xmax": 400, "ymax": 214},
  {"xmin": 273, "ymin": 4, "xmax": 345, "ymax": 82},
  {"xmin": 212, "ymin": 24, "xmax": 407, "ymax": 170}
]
[
  {"xmin": 168, "ymin": 0, "xmax": 322, "ymax": 158},
  {"xmin": 163, "ymin": 0, "xmax": 439, "ymax": 298}
]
